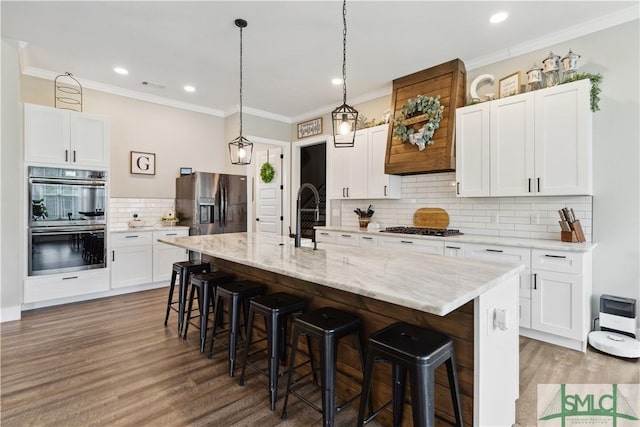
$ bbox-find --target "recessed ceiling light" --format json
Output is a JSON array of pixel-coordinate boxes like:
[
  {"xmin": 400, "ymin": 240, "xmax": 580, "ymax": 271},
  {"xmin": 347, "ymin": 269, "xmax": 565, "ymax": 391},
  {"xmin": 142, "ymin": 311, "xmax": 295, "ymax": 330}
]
[
  {"xmin": 489, "ymin": 12, "xmax": 508, "ymax": 24},
  {"xmin": 331, "ymin": 78, "xmax": 343, "ymax": 85},
  {"xmin": 114, "ymin": 67, "xmax": 128, "ymax": 75},
  {"xmin": 184, "ymin": 85, "xmax": 196, "ymax": 93}
]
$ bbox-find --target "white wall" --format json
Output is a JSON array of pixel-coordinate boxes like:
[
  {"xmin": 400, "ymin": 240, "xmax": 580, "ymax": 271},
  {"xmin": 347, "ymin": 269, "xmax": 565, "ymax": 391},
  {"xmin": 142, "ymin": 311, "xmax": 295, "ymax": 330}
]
[{"xmin": 1, "ymin": 38, "xmax": 23, "ymax": 321}]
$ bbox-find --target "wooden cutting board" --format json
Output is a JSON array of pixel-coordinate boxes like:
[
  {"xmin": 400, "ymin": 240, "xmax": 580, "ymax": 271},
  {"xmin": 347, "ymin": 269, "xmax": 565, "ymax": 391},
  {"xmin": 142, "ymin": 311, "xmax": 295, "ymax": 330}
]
[{"xmin": 413, "ymin": 208, "xmax": 449, "ymax": 229}]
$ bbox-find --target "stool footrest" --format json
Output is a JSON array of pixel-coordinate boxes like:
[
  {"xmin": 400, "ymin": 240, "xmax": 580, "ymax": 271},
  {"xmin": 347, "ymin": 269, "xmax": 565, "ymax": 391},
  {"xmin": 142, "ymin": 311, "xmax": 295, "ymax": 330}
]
[{"xmin": 363, "ymin": 399, "xmax": 393, "ymax": 425}]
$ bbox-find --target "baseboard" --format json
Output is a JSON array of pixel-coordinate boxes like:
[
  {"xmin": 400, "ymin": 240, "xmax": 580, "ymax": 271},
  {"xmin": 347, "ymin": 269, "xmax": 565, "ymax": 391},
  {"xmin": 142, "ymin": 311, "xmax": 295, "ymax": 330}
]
[
  {"xmin": 519, "ymin": 328, "xmax": 586, "ymax": 352},
  {"xmin": 0, "ymin": 305, "xmax": 22, "ymax": 322},
  {"xmin": 21, "ymin": 281, "xmax": 168, "ymax": 312}
]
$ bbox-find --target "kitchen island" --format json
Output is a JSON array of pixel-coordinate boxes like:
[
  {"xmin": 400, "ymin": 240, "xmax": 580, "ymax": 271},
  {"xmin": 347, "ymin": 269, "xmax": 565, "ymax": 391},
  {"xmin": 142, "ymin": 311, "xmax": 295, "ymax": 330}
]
[{"xmin": 159, "ymin": 232, "xmax": 524, "ymax": 426}]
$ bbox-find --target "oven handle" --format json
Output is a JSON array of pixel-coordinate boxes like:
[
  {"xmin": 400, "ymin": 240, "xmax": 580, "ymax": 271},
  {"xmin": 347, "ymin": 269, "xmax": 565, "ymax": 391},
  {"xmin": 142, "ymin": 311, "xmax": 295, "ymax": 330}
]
[
  {"xmin": 30, "ymin": 226, "xmax": 105, "ymax": 235},
  {"xmin": 29, "ymin": 177, "xmax": 106, "ymax": 186}
]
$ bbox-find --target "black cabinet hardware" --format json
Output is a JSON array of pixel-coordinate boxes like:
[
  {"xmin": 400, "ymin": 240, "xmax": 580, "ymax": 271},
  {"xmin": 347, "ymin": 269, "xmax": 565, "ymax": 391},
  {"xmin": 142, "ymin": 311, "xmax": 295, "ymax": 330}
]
[
  {"xmin": 400, "ymin": 240, "xmax": 413, "ymax": 244},
  {"xmin": 456, "ymin": 182, "xmax": 460, "ymax": 195},
  {"xmin": 533, "ymin": 273, "xmax": 537, "ymax": 290},
  {"xmin": 112, "ymin": 251, "xmax": 115, "ymax": 262},
  {"xmin": 125, "ymin": 235, "xmax": 138, "ymax": 238},
  {"xmin": 446, "ymin": 245, "xmax": 461, "ymax": 250},
  {"xmin": 537, "ymin": 177, "xmax": 541, "ymax": 192},
  {"xmin": 544, "ymin": 254, "xmax": 566, "ymax": 259},
  {"xmin": 62, "ymin": 276, "xmax": 78, "ymax": 280},
  {"xmin": 528, "ymin": 178, "xmax": 532, "ymax": 192},
  {"xmin": 486, "ymin": 249, "xmax": 503, "ymax": 253}
]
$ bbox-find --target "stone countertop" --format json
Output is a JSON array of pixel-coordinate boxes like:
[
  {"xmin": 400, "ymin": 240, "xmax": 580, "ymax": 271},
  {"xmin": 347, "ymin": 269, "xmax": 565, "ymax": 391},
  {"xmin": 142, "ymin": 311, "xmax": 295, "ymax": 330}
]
[
  {"xmin": 315, "ymin": 226, "xmax": 597, "ymax": 252},
  {"xmin": 110, "ymin": 225, "xmax": 189, "ymax": 233},
  {"xmin": 158, "ymin": 232, "xmax": 524, "ymax": 317}
]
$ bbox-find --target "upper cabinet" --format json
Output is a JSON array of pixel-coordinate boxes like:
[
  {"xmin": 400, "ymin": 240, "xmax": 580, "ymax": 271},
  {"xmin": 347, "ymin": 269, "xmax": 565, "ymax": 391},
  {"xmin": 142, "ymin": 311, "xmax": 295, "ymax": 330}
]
[
  {"xmin": 455, "ymin": 79, "xmax": 592, "ymax": 197},
  {"xmin": 328, "ymin": 124, "xmax": 401, "ymax": 200},
  {"xmin": 25, "ymin": 103, "xmax": 110, "ymax": 169}
]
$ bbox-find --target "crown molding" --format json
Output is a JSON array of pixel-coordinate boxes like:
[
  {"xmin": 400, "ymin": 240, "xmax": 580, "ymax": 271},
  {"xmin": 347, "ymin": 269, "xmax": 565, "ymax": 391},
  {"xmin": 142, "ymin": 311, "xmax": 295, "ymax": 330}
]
[
  {"xmin": 21, "ymin": 65, "xmax": 226, "ymax": 117},
  {"xmin": 225, "ymin": 105, "xmax": 292, "ymax": 124},
  {"xmin": 465, "ymin": 4, "xmax": 639, "ymax": 70}
]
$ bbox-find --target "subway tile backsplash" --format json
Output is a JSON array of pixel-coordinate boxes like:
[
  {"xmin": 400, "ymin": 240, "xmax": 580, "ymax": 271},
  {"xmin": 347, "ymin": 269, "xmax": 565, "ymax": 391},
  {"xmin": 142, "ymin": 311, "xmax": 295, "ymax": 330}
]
[
  {"xmin": 109, "ymin": 198, "xmax": 175, "ymax": 228},
  {"xmin": 341, "ymin": 172, "xmax": 593, "ymax": 241}
]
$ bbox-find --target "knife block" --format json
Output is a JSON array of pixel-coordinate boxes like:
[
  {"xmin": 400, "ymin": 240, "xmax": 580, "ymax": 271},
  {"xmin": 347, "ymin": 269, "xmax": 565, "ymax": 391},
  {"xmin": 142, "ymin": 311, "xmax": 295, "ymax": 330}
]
[{"xmin": 561, "ymin": 220, "xmax": 586, "ymax": 243}]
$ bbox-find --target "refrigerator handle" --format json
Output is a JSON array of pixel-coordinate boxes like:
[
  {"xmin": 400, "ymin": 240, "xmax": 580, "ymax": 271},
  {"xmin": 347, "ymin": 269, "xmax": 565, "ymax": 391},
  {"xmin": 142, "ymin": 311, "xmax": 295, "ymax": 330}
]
[{"xmin": 222, "ymin": 183, "xmax": 227, "ymax": 227}]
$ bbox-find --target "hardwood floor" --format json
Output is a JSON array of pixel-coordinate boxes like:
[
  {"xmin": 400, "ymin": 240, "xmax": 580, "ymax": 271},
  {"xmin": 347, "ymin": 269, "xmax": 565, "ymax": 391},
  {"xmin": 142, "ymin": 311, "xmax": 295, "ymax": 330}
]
[{"xmin": 1, "ymin": 288, "xmax": 638, "ymax": 426}]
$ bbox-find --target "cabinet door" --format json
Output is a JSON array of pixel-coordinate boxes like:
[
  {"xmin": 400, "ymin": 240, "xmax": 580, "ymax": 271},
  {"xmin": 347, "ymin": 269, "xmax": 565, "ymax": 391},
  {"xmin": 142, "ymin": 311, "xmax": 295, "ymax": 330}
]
[
  {"xmin": 315, "ymin": 230, "xmax": 337, "ymax": 244},
  {"xmin": 153, "ymin": 244, "xmax": 188, "ymax": 283},
  {"xmin": 24, "ymin": 103, "xmax": 70, "ymax": 164},
  {"xmin": 519, "ymin": 297, "xmax": 532, "ymax": 329},
  {"xmin": 23, "ymin": 268, "xmax": 110, "ymax": 303},
  {"xmin": 70, "ymin": 112, "xmax": 110, "ymax": 168},
  {"xmin": 455, "ymin": 104, "xmax": 490, "ymax": 197},
  {"xmin": 490, "ymin": 93, "xmax": 535, "ymax": 196},
  {"xmin": 336, "ymin": 232, "xmax": 359, "ymax": 247},
  {"xmin": 463, "ymin": 243, "xmax": 531, "ymax": 298},
  {"xmin": 534, "ymin": 80, "xmax": 592, "ymax": 195},
  {"xmin": 111, "ymin": 245, "xmax": 153, "ymax": 289},
  {"xmin": 345, "ymin": 130, "xmax": 368, "ymax": 198},
  {"xmin": 378, "ymin": 236, "xmax": 444, "ymax": 254},
  {"xmin": 443, "ymin": 242, "xmax": 465, "ymax": 257},
  {"xmin": 531, "ymin": 270, "xmax": 582, "ymax": 340},
  {"xmin": 368, "ymin": 125, "xmax": 400, "ymax": 198},
  {"xmin": 328, "ymin": 139, "xmax": 349, "ymax": 199}
]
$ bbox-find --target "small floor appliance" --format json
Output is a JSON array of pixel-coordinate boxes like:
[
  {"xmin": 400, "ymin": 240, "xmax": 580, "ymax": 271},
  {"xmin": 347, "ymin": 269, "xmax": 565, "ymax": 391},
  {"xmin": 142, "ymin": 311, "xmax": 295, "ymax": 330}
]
[{"xmin": 588, "ymin": 294, "xmax": 640, "ymax": 358}]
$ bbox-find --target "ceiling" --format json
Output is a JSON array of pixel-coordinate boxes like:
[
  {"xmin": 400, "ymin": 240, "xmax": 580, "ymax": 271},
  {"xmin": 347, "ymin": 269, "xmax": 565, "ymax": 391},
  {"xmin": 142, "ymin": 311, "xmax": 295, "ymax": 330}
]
[{"xmin": 2, "ymin": 1, "xmax": 636, "ymax": 122}]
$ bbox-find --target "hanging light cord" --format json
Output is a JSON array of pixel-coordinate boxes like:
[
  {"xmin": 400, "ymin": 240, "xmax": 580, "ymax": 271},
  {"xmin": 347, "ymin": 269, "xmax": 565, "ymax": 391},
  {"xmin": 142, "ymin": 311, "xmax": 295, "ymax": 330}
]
[
  {"xmin": 341, "ymin": 0, "xmax": 347, "ymax": 105},
  {"xmin": 239, "ymin": 24, "xmax": 244, "ymax": 138}
]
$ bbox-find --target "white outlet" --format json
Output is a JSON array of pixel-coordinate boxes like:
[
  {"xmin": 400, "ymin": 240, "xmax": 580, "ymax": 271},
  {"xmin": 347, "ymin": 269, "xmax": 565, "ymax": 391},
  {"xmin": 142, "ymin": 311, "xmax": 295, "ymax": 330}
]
[
  {"xmin": 487, "ymin": 306, "xmax": 496, "ymax": 335},
  {"xmin": 531, "ymin": 213, "xmax": 540, "ymax": 224}
]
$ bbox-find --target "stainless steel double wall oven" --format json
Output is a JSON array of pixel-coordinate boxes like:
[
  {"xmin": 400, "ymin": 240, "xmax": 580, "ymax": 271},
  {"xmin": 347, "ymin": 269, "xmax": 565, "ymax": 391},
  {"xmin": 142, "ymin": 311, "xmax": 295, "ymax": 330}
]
[{"xmin": 28, "ymin": 166, "xmax": 107, "ymax": 276}]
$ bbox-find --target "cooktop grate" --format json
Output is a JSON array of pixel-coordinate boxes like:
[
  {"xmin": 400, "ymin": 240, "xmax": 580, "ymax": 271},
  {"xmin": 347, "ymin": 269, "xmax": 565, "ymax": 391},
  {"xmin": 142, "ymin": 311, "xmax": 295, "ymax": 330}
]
[{"xmin": 380, "ymin": 226, "xmax": 463, "ymax": 237}]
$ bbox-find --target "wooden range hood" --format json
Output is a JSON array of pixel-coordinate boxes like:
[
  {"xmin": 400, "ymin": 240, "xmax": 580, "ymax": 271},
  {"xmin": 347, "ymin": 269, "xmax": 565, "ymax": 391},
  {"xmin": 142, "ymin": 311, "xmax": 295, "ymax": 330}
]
[{"xmin": 385, "ymin": 59, "xmax": 466, "ymax": 175}]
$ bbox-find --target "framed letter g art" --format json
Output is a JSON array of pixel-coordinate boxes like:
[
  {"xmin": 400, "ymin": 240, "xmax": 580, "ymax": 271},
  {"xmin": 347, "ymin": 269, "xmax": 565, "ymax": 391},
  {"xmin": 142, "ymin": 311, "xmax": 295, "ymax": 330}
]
[{"xmin": 130, "ymin": 151, "xmax": 156, "ymax": 175}]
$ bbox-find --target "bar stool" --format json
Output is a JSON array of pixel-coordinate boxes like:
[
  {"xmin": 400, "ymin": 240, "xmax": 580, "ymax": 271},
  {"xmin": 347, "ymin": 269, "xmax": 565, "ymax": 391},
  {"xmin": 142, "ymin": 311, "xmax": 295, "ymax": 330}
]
[
  {"xmin": 208, "ymin": 280, "xmax": 266, "ymax": 377},
  {"xmin": 182, "ymin": 270, "xmax": 235, "ymax": 352},
  {"xmin": 356, "ymin": 322, "xmax": 463, "ymax": 427},
  {"xmin": 281, "ymin": 306, "xmax": 368, "ymax": 427},
  {"xmin": 163, "ymin": 260, "xmax": 211, "ymax": 336},
  {"xmin": 238, "ymin": 292, "xmax": 307, "ymax": 410}
]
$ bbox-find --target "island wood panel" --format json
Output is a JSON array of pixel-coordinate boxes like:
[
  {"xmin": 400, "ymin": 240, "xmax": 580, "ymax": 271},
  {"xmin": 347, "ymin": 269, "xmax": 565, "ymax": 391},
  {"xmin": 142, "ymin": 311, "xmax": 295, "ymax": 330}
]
[
  {"xmin": 207, "ymin": 256, "xmax": 475, "ymax": 426},
  {"xmin": 385, "ymin": 58, "xmax": 466, "ymax": 175}
]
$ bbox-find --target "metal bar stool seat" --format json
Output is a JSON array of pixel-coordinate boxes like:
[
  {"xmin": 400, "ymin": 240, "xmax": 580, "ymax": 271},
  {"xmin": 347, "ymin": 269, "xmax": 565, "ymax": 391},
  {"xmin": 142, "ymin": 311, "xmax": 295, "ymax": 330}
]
[
  {"xmin": 281, "ymin": 306, "xmax": 368, "ymax": 427},
  {"xmin": 356, "ymin": 321, "xmax": 464, "ymax": 427},
  {"xmin": 238, "ymin": 292, "xmax": 308, "ymax": 410},
  {"xmin": 163, "ymin": 260, "xmax": 211, "ymax": 336},
  {"xmin": 208, "ymin": 280, "xmax": 266, "ymax": 377},
  {"xmin": 183, "ymin": 270, "xmax": 235, "ymax": 352}
]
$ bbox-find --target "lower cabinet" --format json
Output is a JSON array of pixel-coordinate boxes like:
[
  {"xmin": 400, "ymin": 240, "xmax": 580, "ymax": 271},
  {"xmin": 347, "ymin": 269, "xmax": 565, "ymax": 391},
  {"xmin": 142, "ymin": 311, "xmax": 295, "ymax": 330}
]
[
  {"xmin": 23, "ymin": 268, "xmax": 110, "ymax": 304},
  {"xmin": 378, "ymin": 235, "xmax": 444, "ymax": 254},
  {"xmin": 443, "ymin": 242, "xmax": 465, "ymax": 257},
  {"xmin": 110, "ymin": 229, "xmax": 188, "ymax": 289}
]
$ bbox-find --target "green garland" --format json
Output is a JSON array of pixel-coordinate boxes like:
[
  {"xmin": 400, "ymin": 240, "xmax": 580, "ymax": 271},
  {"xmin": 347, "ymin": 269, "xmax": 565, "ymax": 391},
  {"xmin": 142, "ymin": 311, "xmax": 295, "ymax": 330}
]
[
  {"xmin": 559, "ymin": 72, "xmax": 602, "ymax": 112},
  {"xmin": 392, "ymin": 95, "xmax": 444, "ymax": 151},
  {"xmin": 260, "ymin": 162, "xmax": 275, "ymax": 183}
]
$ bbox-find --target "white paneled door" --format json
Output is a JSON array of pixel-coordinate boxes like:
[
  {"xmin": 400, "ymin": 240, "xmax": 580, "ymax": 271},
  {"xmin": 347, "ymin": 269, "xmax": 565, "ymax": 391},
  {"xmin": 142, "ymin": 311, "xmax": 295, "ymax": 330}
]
[{"xmin": 255, "ymin": 148, "xmax": 283, "ymax": 235}]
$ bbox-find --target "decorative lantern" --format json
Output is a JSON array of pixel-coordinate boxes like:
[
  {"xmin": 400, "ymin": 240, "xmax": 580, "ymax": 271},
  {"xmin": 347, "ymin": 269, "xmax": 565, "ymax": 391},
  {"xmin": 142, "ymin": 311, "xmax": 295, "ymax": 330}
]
[
  {"xmin": 542, "ymin": 51, "xmax": 561, "ymax": 88},
  {"xmin": 228, "ymin": 18, "xmax": 253, "ymax": 165},
  {"xmin": 54, "ymin": 72, "xmax": 82, "ymax": 112},
  {"xmin": 561, "ymin": 49, "xmax": 581, "ymax": 81},
  {"xmin": 526, "ymin": 63, "xmax": 543, "ymax": 92}
]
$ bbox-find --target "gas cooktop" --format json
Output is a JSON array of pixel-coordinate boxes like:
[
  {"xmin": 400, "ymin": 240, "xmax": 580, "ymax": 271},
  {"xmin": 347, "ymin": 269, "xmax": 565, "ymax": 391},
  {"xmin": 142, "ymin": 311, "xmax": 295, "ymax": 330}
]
[{"xmin": 380, "ymin": 226, "xmax": 463, "ymax": 237}]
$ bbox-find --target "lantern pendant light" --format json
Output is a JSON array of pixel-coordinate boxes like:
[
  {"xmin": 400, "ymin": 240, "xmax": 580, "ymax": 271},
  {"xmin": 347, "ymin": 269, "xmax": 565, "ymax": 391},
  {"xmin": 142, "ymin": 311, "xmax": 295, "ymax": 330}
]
[
  {"xmin": 331, "ymin": 0, "xmax": 358, "ymax": 148},
  {"xmin": 229, "ymin": 18, "xmax": 253, "ymax": 165}
]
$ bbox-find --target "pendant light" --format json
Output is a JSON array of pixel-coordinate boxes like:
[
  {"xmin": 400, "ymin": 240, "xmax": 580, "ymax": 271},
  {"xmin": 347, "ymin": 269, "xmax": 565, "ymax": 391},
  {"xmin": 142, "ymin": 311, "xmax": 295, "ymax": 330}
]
[
  {"xmin": 331, "ymin": 0, "xmax": 358, "ymax": 148},
  {"xmin": 229, "ymin": 18, "xmax": 253, "ymax": 165}
]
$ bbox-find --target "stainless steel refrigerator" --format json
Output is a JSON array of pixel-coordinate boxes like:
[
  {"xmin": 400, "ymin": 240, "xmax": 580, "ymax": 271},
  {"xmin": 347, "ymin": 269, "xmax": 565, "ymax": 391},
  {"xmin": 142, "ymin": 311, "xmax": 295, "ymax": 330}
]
[{"xmin": 175, "ymin": 172, "xmax": 248, "ymax": 236}]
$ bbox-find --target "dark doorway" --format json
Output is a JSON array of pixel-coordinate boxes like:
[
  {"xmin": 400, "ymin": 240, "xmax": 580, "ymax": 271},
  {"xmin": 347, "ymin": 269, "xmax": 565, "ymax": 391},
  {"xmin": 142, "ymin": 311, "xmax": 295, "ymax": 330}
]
[{"xmin": 299, "ymin": 143, "xmax": 326, "ymax": 239}]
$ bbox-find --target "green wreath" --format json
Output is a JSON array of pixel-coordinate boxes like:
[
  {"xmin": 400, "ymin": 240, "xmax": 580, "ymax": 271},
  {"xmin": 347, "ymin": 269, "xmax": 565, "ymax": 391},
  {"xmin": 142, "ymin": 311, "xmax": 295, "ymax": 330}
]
[
  {"xmin": 392, "ymin": 95, "xmax": 444, "ymax": 151},
  {"xmin": 260, "ymin": 161, "xmax": 275, "ymax": 183}
]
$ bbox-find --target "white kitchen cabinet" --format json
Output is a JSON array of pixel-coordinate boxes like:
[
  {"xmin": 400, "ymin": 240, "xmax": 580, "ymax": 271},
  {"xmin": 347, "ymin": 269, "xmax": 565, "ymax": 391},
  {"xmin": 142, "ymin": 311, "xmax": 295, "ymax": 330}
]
[
  {"xmin": 328, "ymin": 125, "xmax": 400, "ymax": 200},
  {"xmin": 358, "ymin": 234, "xmax": 378, "ymax": 247},
  {"xmin": 378, "ymin": 235, "xmax": 444, "ymax": 254},
  {"xmin": 110, "ymin": 231, "xmax": 153, "ymax": 289},
  {"xmin": 152, "ymin": 229, "xmax": 189, "ymax": 282},
  {"xmin": 455, "ymin": 79, "xmax": 592, "ymax": 197},
  {"xmin": 367, "ymin": 125, "xmax": 401, "ymax": 199},
  {"xmin": 328, "ymin": 129, "xmax": 367, "ymax": 199},
  {"xmin": 24, "ymin": 103, "xmax": 110, "ymax": 168},
  {"xmin": 315, "ymin": 230, "xmax": 337, "ymax": 244},
  {"xmin": 455, "ymin": 104, "xmax": 490, "ymax": 197},
  {"xmin": 443, "ymin": 242, "xmax": 465, "ymax": 257},
  {"xmin": 336, "ymin": 232, "xmax": 359, "ymax": 247},
  {"xmin": 529, "ymin": 249, "xmax": 591, "ymax": 346},
  {"xmin": 23, "ymin": 268, "xmax": 110, "ymax": 304}
]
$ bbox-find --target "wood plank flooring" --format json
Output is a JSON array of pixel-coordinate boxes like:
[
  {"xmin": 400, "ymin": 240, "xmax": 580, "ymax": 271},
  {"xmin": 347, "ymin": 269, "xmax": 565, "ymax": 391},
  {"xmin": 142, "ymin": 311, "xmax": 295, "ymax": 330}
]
[{"xmin": 1, "ymin": 288, "xmax": 638, "ymax": 426}]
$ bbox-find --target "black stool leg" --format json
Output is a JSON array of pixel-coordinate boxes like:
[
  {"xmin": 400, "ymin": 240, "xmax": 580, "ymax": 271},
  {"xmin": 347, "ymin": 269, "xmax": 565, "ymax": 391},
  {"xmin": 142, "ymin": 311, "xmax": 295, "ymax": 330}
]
[
  {"xmin": 320, "ymin": 335, "xmax": 337, "ymax": 427},
  {"xmin": 228, "ymin": 294, "xmax": 241, "ymax": 377},
  {"xmin": 164, "ymin": 269, "xmax": 178, "ymax": 326},
  {"xmin": 392, "ymin": 363, "xmax": 407, "ymax": 427},
  {"xmin": 281, "ymin": 324, "xmax": 301, "ymax": 420},
  {"xmin": 409, "ymin": 366, "xmax": 434, "ymax": 427},
  {"xmin": 177, "ymin": 270, "xmax": 189, "ymax": 336},
  {"xmin": 355, "ymin": 331, "xmax": 373, "ymax": 416},
  {"xmin": 209, "ymin": 292, "xmax": 223, "ymax": 358},
  {"xmin": 182, "ymin": 284, "xmax": 198, "ymax": 339},
  {"xmin": 357, "ymin": 349, "xmax": 376, "ymax": 426},
  {"xmin": 446, "ymin": 354, "xmax": 464, "ymax": 427},
  {"xmin": 238, "ymin": 305, "xmax": 255, "ymax": 387},
  {"xmin": 200, "ymin": 283, "xmax": 212, "ymax": 352},
  {"xmin": 267, "ymin": 311, "xmax": 280, "ymax": 410}
]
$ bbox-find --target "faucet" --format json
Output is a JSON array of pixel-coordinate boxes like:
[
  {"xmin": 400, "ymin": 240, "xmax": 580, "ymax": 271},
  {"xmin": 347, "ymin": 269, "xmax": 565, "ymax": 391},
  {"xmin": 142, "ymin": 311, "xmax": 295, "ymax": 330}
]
[{"xmin": 295, "ymin": 183, "xmax": 320, "ymax": 248}]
